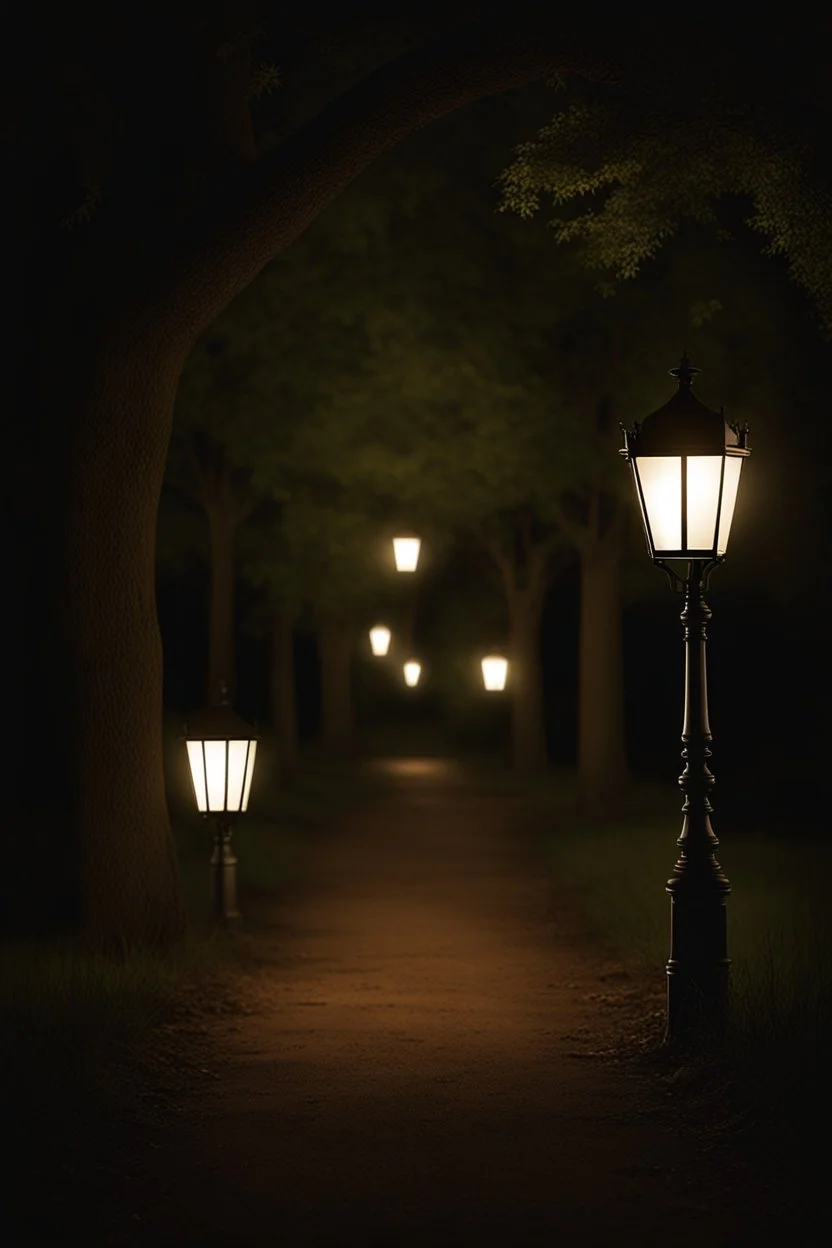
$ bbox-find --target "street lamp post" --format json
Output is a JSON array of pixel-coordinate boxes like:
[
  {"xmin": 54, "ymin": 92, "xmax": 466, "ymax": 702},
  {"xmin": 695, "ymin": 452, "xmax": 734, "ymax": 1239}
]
[
  {"xmin": 620, "ymin": 354, "xmax": 751, "ymax": 1044},
  {"xmin": 184, "ymin": 681, "xmax": 259, "ymax": 924}
]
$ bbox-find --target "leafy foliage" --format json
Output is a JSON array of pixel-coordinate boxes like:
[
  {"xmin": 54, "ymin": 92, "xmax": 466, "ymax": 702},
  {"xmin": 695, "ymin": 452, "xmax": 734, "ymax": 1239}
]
[{"xmin": 498, "ymin": 82, "xmax": 832, "ymax": 335}]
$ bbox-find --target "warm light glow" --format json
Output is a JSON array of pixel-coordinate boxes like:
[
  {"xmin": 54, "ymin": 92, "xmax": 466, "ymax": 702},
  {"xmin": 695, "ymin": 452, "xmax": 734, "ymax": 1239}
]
[
  {"xmin": 481, "ymin": 655, "xmax": 508, "ymax": 691},
  {"xmin": 403, "ymin": 660, "xmax": 422, "ymax": 687},
  {"xmin": 716, "ymin": 455, "xmax": 743, "ymax": 555},
  {"xmin": 635, "ymin": 453, "xmax": 745, "ymax": 557},
  {"xmin": 186, "ymin": 740, "xmax": 208, "ymax": 812},
  {"xmin": 393, "ymin": 536, "xmax": 421, "ymax": 572},
  {"xmin": 686, "ymin": 456, "xmax": 723, "ymax": 549},
  {"xmin": 369, "ymin": 624, "xmax": 391, "ymax": 656},
  {"xmin": 186, "ymin": 737, "xmax": 257, "ymax": 813},
  {"xmin": 636, "ymin": 456, "xmax": 682, "ymax": 551}
]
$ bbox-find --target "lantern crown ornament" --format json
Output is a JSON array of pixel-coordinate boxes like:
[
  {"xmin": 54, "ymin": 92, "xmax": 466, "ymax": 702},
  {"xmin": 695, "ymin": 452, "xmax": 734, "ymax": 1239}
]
[
  {"xmin": 620, "ymin": 353, "xmax": 750, "ymax": 562},
  {"xmin": 184, "ymin": 681, "xmax": 258, "ymax": 815}
]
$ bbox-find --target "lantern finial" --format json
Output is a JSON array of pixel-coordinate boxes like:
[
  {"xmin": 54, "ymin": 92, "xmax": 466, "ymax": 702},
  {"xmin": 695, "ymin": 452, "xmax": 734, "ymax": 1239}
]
[{"xmin": 669, "ymin": 351, "xmax": 700, "ymax": 390}]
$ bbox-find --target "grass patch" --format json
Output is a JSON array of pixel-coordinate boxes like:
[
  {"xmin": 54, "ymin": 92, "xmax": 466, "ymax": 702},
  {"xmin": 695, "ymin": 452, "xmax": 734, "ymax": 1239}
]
[
  {"xmin": 2, "ymin": 740, "xmax": 387, "ymax": 1234},
  {"xmin": 506, "ymin": 771, "xmax": 832, "ymax": 1164}
]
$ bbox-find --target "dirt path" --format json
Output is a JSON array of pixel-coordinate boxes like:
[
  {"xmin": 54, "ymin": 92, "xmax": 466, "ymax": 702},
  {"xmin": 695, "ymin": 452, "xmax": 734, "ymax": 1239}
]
[{"xmin": 93, "ymin": 761, "xmax": 791, "ymax": 1245}]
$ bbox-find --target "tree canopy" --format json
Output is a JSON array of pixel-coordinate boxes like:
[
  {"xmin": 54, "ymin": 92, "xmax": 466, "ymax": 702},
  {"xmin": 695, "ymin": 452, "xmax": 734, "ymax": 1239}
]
[{"xmin": 498, "ymin": 60, "xmax": 832, "ymax": 334}]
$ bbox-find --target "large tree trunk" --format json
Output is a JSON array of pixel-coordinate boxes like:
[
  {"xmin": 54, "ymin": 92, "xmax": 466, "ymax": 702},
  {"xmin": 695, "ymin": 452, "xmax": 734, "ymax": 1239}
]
[
  {"xmin": 57, "ymin": 321, "xmax": 187, "ymax": 949},
  {"xmin": 578, "ymin": 535, "xmax": 628, "ymax": 813},
  {"xmin": 509, "ymin": 587, "xmax": 548, "ymax": 771},
  {"xmin": 318, "ymin": 615, "xmax": 355, "ymax": 756},
  {"xmin": 206, "ymin": 504, "xmax": 237, "ymax": 699},
  {"xmin": 270, "ymin": 609, "xmax": 298, "ymax": 784}
]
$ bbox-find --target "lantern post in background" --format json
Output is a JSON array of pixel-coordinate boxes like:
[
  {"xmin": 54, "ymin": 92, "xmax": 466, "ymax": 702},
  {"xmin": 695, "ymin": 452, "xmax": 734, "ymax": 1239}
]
[
  {"xmin": 403, "ymin": 660, "xmax": 422, "ymax": 688},
  {"xmin": 369, "ymin": 624, "xmax": 392, "ymax": 657},
  {"xmin": 481, "ymin": 654, "xmax": 509, "ymax": 692},
  {"xmin": 392, "ymin": 535, "xmax": 421, "ymax": 573}
]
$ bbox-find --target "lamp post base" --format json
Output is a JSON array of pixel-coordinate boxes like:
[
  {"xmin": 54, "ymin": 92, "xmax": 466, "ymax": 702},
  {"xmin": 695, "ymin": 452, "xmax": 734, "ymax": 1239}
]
[
  {"xmin": 665, "ymin": 867, "xmax": 730, "ymax": 1045},
  {"xmin": 211, "ymin": 821, "xmax": 241, "ymax": 923},
  {"xmin": 666, "ymin": 961, "xmax": 730, "ymax": 1047}
]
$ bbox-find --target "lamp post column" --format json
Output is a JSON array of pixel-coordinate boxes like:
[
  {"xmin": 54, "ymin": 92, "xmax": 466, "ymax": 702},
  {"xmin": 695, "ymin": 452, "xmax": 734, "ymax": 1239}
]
[
  {"xmin": 211, "ymin": 818, "xmax": 241, "ymax": 922},
  {"xmin": 665, "ymin": 559, "xmax": 730, "ymax": 1044}
]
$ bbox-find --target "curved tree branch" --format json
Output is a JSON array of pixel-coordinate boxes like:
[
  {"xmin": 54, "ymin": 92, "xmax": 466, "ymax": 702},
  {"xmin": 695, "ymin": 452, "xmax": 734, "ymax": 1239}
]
[{"xmin": 134, "ymin": 14, "xmax": 623, "ymax": 351}]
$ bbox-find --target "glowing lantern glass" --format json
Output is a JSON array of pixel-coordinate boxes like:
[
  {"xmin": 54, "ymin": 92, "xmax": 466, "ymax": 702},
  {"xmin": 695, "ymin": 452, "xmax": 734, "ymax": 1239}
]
[
  {"xmin": 369, "ymin": 624, "xmax": 392, "ymax": 656},
  {"xmin": 185, "ymin": 696, "xmax": 258, "ymax": 815},
  {"xmin": 620, "ymin": 355, "xmax": 750, "ymax": 561},
  {"xmin": 403, "ymin": 660, "xmax": 422, "ymax": 687},
  {"xmin": 393, "ymin": 536, "xmax": 421, "ymax": 572},
  {"xmin": 481, "ymin": 654, "xmax": 508, "ymax": 691}
]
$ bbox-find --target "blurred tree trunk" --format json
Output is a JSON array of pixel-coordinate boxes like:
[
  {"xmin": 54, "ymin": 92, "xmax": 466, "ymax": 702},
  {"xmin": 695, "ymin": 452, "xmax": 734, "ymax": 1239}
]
[
  {"xmin": 206, "ymin": 501, "xmax": 237, "ymax": 700},
  {"xmin": 270, "ymin": 608, "xmax": 298, "ymax": 784},
  {"xmin": 485, "ymin": 518, "xmax": 553, "ymax": 772},
  {"xmin": 578, "ymin": 525, "xmax": 627, "ymax": 812},
  {"xmin": 509, "ymin": 584, "xmax": 548, "ymax": 771},
  {"xmin": 318, "ymin": 613, "xmax": 355, "ymax": 756}
]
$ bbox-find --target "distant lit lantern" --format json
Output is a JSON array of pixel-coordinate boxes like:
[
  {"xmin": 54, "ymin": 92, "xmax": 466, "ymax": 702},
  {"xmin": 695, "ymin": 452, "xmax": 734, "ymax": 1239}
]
[
  {"xmin": 403, "ymin": 660, "xmax": 422, "ymax": 687},
  {"xmin": 481, "ymin": 654, "xmax": 508, "ymax": 691},
  {"xmin": 393, "ymin": 535, "xmax": 421, "ymax": 572},
  {"xmin": 184, "ymin": 682, "xmax": 258, "ymax": 921},
  {"xmin": 620, "ymin": 353, "xmax": 750, "ymax": 562},
  {"xmin": 369, "ymin": 624, "xmax": 392, "ymax": 656}
]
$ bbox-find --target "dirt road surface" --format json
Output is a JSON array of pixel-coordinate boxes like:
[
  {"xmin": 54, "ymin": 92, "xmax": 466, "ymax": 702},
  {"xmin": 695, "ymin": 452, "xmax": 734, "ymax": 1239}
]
[{"xmin": 23, "ymin": 759, "xmax": 799, "ymax": 1246}]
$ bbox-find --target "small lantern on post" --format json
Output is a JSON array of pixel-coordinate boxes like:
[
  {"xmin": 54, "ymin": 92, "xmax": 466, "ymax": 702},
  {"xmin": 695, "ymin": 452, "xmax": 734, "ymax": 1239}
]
[
  {"xmin": 403, "ymin": 660, "xmax": 422, "ymax": 688},
  {"xmin": 184, "ymin": 681, "xmax": 258, "ymax": 923},
  {"xmin": 369, "ymin": 624, "xmax": 392, "ymax": 657},
  {"xmin": 481, "ymin": 654, "xmax": 509, "ymax": 692}
]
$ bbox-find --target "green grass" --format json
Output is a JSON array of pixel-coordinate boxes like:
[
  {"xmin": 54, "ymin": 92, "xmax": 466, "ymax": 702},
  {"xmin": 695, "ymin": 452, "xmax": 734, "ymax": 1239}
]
[
  {"xmin": 6, "ymin": 740, "xmax": 828, "ymax": 1215},
  {"xmin": 498, "ymin": 769, "xmax": 832, "ymax": 1149},
  {"xmin": 1, "ymin": 739, "xmax": 386, "ymax": 1217}
]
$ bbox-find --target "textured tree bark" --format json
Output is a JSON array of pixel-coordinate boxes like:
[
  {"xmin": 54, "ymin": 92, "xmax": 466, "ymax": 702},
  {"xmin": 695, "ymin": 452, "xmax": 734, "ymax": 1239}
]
[
  {"xmin": 206, "ymin": 505, "xmax": 237, "ymax": 700},
  {"xmin": 578, "ymin": 535, "xmax": 628, "ymax": 813},
  {"xmin": 270, "ymin": 609, "xmax": 298, "ymax": 785},
  {"xmin": 57, "ymin": 317, "xmax": 188, "ymax": 949},
  {"xmin": 318, "ymin": 615, "xmax": 355, "ymax": 756},
  {"xmin": 509, "ymin": 588, "xmax": 548, "ymax": 771}
]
